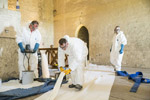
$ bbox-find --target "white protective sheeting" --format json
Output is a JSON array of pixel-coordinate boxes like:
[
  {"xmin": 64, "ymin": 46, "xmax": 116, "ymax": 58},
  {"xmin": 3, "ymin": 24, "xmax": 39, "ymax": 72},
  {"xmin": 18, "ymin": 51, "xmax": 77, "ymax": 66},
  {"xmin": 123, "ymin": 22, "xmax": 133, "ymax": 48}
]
[
  {"xmin": 35, "ymin": 72, "xmax": 65, "ymax": 100},
  {"xmin": 0, "ymin": 80, "xmax": 44, "ymax": 92},
  {"xmin": 35, "ymin": 64, "xmax": 115, "ymax": 100},
  {"xmin": 110, "ymin": 31, "xmax": 127, "ymax": 71},
  {"xmin": 41, "ymin": 53, "xmax": 50, "ymax": 78}
]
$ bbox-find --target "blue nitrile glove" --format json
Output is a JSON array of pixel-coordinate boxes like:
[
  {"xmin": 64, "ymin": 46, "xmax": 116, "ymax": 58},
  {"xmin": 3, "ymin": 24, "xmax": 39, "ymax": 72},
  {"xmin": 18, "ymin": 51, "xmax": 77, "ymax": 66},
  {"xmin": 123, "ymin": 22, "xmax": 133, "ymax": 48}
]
[
  {"xmin": 33, "ymin": 43, "xmax": 40, "ymax": 53},
  {"xmin": 119, "ymin": 44, "xmax": 124, "ymax": 54},
  {"xmin": 18, "ymin": 42, "xmax": 25, "ymax": 53}
]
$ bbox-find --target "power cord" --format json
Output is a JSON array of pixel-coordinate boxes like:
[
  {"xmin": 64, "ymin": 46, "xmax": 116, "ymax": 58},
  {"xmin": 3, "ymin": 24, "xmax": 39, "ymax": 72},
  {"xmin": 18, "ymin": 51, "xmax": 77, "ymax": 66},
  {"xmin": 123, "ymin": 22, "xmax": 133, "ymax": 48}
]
[
  {"xmin": 22, "ymin": 53, "xmax": 36, "ymax": 78},
  {"xmin": 23, "ymin": 53, "xmax": 27, "ymax": 71}
]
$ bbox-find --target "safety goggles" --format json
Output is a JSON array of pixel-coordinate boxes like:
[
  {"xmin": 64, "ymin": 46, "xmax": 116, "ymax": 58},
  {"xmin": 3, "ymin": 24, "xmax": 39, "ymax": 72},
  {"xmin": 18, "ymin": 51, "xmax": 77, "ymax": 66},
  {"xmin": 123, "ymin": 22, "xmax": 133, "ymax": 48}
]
[{"xmin": 60, "ymin": 43, "xmax": 67, "ymax": 49}]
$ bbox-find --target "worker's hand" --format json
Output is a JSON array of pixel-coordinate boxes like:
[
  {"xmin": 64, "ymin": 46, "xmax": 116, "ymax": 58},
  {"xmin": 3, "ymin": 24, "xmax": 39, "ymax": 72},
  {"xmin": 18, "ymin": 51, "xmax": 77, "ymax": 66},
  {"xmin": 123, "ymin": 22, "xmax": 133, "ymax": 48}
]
[
  {"xmin": 119, "ymin": 49, "xmax": 123, "ymax": 54},
  {"xmin": 33, "ymin": 43, "xmax": 40, "ymax": 53},
  {"xmin": 63, "ymin": 69, "xmax": 71, "ymax": 75},
  {"xmin": 60, "ymin": 66, "xmax": 65, "ymax": 72},
  {"xmin": 21, "ymin": 48, "xmax": 25, "ymax": 53},
  {"xmin": 32, "ymin": 50, "xmax": 36, "ymax": 53},
  {"xmin": 119, "ymin": 44, "xmax": 124, "ymax": 54},
  {"xmin": 18, "ymin": 42, "xmax": 25, "ymax": 53}
]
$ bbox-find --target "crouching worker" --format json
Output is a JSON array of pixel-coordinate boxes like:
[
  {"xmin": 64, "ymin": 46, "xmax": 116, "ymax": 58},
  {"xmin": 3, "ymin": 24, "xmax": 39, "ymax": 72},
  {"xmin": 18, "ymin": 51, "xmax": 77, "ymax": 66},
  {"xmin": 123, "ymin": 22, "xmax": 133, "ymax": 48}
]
[{"xmin": 58, "ymin": 35, "xmax": 88, "ymax": 90}]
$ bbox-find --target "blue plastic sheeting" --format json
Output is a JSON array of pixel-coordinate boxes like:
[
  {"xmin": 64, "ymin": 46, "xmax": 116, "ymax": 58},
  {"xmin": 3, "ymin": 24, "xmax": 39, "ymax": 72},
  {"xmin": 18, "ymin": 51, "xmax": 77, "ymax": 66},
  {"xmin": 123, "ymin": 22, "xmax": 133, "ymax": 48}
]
[
  {"xmin": 117, "ymin": 71, "xmax": 150, "ymax": 93},
  {"xmin": 0, "ymin": 79, "xmax": 67, "ymax": 100}
]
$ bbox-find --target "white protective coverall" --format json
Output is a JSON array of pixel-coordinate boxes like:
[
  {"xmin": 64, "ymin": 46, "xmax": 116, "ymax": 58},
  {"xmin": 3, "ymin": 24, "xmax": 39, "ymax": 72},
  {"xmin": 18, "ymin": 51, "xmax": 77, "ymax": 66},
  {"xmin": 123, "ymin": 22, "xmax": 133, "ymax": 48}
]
[
  {"xmin": 110, "ymin": 31, "xmax": 127, "ymax": 71},
  {"xmin": 16, "ymin": 24, "xmax": 41, "ymax": 80},
  {"xmin": 58, "ymin": 35, "xmax": 88, "ymax": 85}
]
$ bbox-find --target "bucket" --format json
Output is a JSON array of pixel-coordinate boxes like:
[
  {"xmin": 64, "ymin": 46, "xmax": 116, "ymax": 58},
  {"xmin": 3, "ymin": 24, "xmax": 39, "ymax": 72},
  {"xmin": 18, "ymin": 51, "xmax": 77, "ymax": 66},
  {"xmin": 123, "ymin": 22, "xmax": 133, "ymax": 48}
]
[{"xmin": 22, "ymin": 71, "xmax": 34, "ymax": 85}]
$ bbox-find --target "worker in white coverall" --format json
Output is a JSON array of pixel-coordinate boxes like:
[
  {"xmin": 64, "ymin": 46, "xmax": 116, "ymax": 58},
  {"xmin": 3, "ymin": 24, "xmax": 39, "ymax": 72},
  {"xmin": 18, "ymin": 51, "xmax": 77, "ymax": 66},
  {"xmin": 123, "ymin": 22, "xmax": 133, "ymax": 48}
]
[
  {"xmin": 58, "ymin": 35, "xmax": 88, "ymax": 90},
  {"xmin": 110, "ymin": 26, "xmax": 127, "ymax": 71},
  {"xmin": 16, "ymin": 20, "xmax": 41, "ymax": 81}
]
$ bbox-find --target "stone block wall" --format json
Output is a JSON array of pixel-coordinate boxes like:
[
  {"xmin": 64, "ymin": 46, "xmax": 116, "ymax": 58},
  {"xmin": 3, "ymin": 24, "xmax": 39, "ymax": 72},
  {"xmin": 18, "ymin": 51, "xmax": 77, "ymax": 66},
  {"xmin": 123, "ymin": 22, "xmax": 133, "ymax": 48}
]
[
  {"xmin": 53, "ymin": 0, "xmax": 150, "ymax": 68},
  {"xmin": 0, "ymin": 36, "xmax": 18, "ymax": 80},
  {"xmin": 0, "ymin": 9, "xmax": 21, "ymax": 80}
]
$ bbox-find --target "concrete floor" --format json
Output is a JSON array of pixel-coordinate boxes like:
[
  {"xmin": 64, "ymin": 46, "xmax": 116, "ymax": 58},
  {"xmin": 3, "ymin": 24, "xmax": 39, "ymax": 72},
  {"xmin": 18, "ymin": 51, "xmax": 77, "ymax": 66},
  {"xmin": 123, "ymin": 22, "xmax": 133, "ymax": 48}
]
[
  {"xmin": 17, "ymin": 67, "xmax": 150, "ymax": 100},
  {"xmin": 109, "ymin": 67, "xmax": 150, "ymax": 100}
]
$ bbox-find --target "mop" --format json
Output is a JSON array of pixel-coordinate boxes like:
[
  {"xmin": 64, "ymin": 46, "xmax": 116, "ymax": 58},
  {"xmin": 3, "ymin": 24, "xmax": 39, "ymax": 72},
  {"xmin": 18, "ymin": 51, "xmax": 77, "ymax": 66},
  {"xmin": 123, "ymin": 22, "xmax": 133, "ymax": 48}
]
[{"xmin": 34, "ymin": 72, "xmax": 65, "ymax": 100}]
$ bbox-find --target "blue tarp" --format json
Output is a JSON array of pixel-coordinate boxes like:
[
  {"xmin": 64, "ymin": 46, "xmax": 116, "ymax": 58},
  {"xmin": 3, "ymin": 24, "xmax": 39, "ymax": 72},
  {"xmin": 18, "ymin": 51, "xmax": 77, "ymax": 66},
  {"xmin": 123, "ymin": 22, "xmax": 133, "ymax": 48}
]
[
  {"xmin": 116, "ymin": 71, "xmax": 150, "ymax": 93},
  {"xmin": 0, "ymin": 78, "xmax": 67, "ymax": 100}
]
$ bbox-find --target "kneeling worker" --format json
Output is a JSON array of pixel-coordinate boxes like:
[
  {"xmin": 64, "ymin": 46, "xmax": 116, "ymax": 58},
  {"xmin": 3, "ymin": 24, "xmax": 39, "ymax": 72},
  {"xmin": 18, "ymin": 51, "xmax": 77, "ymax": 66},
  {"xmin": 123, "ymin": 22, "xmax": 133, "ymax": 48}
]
[{"xmin": 58, "ymin": 35, "xmax": 88, "ymax": 90}]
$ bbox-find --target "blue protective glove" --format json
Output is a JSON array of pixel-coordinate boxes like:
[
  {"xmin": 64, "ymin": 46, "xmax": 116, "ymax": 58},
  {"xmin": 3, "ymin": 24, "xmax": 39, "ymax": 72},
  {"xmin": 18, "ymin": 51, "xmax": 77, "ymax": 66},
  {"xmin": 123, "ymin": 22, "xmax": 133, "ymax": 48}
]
[
  {"xmin": 119, "ymin": 44, "xmax": 124, "ymax": 54},
  {"xmin": 18, "ymin": 42, "xmax": 25, "ymax": 53},
  {"xmin": 33, "ymin": 43, "xmax": 39, "ymax": 53}
]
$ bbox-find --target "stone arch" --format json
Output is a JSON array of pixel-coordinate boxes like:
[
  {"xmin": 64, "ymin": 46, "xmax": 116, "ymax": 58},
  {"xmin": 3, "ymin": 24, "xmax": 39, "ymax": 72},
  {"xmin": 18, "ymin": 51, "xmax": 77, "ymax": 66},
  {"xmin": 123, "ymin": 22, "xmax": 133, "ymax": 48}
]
[{"xmin": 75, "ymin": 25, "xmax": 89, "ymax": 60}]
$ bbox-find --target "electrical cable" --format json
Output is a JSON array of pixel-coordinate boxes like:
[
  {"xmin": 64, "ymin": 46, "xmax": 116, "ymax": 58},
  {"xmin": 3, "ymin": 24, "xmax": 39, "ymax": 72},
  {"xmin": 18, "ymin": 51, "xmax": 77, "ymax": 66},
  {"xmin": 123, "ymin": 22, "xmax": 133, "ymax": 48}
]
[
  {"xmin": 23, "ymin": 53, "xmax": 27, "ymax": 71},
  {"xmin": 23, "ymin": 52, "xmax": 36, "ymax": 78},
  {"xmin": 27, "ymin": 52, "xmax": 37, "ymax": 78}
]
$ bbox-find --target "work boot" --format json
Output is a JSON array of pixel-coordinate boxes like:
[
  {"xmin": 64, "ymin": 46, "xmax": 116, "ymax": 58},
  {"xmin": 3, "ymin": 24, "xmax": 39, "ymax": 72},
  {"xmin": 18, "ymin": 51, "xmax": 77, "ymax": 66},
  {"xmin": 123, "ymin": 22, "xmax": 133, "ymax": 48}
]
[
  {"xmin": 75, "ymin": 84, "xmax": 83, "ymax": 90},
  {"xmin": 19, "ymin": 80, "xmax": 22, "ymax": 83},
  {"xmin": 68, "ymin": 84, "xmax": 76, "ymax": 88},
  {"xmin": 114, "ymin": 68, "xmax": 116, "ymax": 72}
]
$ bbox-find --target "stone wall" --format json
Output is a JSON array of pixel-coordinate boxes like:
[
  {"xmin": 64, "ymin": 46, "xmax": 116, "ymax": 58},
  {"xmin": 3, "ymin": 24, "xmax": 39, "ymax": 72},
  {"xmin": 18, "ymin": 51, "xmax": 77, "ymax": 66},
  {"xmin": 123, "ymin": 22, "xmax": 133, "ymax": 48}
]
[
  {"xmin": 0, "ymin": 9, "xmax": 21, "ymax": 80},
  {"xmin": 0, "ymin": 35, "xmax": 18, "ymax": 80},
  {"xmin": 53, "ymin": 0, "xmax": 150, "ymax": 68}
]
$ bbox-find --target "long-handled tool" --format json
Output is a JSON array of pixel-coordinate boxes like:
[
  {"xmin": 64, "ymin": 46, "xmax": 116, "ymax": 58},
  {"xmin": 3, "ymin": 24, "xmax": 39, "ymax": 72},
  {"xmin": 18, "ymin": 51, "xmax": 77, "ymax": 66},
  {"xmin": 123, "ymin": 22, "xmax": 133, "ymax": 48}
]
[{"xmin": 22, "ymin": 44, "xmax": 35, "ymax": 85}]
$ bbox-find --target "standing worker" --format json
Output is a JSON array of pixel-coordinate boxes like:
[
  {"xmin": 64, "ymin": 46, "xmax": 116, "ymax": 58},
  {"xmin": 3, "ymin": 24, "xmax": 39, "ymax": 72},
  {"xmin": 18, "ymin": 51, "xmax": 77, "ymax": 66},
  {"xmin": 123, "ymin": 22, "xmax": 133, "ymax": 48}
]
[
  {"xmin": 58, "ymin": 35, "xmax": 88, "ymax": 90},
  {"xmin": 16, "ymin": 20, "xmax": 41, "ymax": 81},
  {"xmin": 110, "ymin": 26, "xmax": 127, "ymax": 71}
]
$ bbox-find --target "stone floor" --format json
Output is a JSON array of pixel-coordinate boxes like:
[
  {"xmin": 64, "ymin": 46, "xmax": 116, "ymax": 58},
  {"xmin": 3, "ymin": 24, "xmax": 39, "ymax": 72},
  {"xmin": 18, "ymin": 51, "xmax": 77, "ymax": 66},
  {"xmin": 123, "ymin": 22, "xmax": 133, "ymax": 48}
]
[
  {"xmin": 18, "ymin": 67, "xmax": 150, "ymax": 100},
  {"xmin": 109, "ymin": 67, "xmax": 150, "ymax": 100}
]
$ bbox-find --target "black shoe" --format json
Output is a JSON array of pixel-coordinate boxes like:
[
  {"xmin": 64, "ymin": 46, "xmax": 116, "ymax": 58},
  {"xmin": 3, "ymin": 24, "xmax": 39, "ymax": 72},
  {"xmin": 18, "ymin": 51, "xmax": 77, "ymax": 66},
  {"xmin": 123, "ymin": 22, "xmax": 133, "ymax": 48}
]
[
  {"xmin": 19, "ymin": 80, "xmax": 22, "ymax": 83},
  {"xmin": 75, "ymin": 84, "xmax": 83, "ymax": 90},
  {"xmin": 68, "ymin": 84, "xmax": 76, "ymax": 88}
]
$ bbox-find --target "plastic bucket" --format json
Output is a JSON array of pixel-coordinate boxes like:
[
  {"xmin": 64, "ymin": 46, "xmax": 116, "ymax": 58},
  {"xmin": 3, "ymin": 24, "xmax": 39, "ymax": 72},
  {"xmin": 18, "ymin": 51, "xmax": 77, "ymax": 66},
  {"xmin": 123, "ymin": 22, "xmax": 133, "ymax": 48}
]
[{"xmin": 22, "ymin": 71, "xmax": 34, "ymax": 85}]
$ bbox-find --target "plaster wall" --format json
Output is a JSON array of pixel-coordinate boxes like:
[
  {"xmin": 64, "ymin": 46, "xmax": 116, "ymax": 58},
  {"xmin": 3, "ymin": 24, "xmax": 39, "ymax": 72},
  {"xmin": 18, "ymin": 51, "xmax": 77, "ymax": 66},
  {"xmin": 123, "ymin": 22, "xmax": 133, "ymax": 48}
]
[
  {"xmin": 53, "ymin": 0, "xmax": 150, "ymax": 68},
  {"xmin": 0, "ymin": 9, "xmax": 20, "ymax": 79}
]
